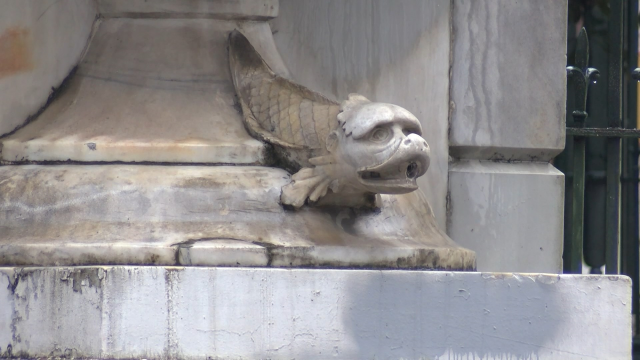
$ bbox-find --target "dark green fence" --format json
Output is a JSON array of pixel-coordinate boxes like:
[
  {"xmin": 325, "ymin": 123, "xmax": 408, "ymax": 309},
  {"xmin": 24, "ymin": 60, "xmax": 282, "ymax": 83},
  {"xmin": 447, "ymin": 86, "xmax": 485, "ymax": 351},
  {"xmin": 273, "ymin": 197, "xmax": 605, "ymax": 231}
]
[{"xmin": 561, "ymin": 0, "xmax": 639, "ymax": 351}]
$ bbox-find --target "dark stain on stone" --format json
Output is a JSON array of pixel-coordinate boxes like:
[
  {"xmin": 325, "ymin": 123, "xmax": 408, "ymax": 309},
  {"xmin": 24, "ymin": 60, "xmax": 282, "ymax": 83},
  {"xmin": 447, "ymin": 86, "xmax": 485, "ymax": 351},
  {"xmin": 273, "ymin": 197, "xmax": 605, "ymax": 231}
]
[
  {"xmin": 7, "ymin": 273, "xmax": 20, "ymax": 294},
  {"xmin": 251, "ymin": 240, "xmax": 279, "ymax": 266},
  {"xmin": 146, "ymin": 253, "xmax": 160, "ymax": 264},
  {"xmin": 67, "ymin": 268, "xmax": 103, "ymax": 294}
]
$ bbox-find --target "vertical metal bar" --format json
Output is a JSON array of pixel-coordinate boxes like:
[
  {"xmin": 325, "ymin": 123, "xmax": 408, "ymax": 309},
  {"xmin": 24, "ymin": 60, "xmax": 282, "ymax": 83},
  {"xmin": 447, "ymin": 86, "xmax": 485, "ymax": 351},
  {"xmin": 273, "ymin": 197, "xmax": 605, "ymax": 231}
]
[
  {"xmin": 570, "ymin": 131, "xmax": 586, "ymax": 273},
  {"xmin": 565, "ymin": 28, "xmax": 599, "ymax": 274},
  {"xmin": 623, "ymin": 0, "xmax": 639, "ymax": 337},
  {"xmin": 606, "ymin": 0, "xmax": 624, "ymax": 274}
]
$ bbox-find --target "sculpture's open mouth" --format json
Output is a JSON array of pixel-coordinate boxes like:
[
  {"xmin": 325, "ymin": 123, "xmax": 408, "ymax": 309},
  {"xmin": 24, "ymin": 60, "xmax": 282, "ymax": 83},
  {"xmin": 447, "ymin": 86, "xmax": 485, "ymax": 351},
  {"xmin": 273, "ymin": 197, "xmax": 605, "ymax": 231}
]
[
  {"xmin": 356, "ymin": 134, "xmax": 430, "ymax": 194},
  {"xmin": 357, "ymin": 161, "xmax": 420, "ymax": 193}
]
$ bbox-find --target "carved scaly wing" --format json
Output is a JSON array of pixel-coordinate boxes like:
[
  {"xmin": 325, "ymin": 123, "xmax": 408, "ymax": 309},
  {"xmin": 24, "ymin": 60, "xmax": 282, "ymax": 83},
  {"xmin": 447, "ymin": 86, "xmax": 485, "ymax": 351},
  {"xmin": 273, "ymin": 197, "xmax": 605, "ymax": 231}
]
[{"xmin": 229, "ymin": 30, "xmax": 340, "ymax": 150}]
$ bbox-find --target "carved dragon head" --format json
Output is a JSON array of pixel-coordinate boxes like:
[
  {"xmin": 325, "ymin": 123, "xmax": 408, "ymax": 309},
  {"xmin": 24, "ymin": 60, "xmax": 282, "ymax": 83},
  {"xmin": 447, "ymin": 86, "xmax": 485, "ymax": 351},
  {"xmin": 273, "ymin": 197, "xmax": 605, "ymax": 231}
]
[{"xmin": 330, "ymin": 94, "xmax": 430, "ymax": 194}]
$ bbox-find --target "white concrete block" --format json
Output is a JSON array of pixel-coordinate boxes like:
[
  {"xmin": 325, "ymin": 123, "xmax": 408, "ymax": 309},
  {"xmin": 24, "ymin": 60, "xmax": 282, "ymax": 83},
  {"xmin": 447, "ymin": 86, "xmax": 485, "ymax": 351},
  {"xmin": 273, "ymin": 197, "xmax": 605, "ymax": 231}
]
[
  {"xmin": 450, "ymin": 0, "xmax": 567, "ymax": 161},
  {"xmin": 448, "ymin": 160, "xmax": 565, "ymax": 273},
  {"xmin": 0, "ymin": 267, "xmax": 631, "ymax": 359},
  {"xmin": 271, "ymin": 0, "xmax": 451, "ymax": 228},
  {"xmin": 0, "ymin": 0, "xmax": 97, "ymax": 136}
]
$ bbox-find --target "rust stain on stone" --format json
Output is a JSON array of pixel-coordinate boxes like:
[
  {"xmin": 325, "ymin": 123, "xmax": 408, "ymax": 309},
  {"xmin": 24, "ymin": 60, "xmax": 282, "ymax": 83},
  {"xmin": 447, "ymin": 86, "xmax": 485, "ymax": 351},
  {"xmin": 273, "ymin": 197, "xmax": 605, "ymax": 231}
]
[{"xmin": 0, "ymin": 26, "xmax": 34, "ymax": 79}]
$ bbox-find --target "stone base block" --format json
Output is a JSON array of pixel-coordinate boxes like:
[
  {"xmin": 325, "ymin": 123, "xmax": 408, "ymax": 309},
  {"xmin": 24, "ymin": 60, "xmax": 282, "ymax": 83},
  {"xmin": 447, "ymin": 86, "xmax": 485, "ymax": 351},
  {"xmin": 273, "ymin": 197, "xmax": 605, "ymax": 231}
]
[
  {"xmin": 0, "ymin": 165, "xmax": 474, "ymax": 270},
  {"xmin": 448, "ymin": 160, "xmax": 564, "ymax": 273},
  {"xmin": 0, "ymin": 267, "xmax": 631, "ymax": 359}
]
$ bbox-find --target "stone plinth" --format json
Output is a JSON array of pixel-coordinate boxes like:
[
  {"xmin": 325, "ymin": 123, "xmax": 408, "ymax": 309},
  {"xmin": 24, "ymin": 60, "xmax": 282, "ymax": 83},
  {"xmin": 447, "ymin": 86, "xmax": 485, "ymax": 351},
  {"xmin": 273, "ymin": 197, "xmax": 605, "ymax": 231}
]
[
  {"xmin": 0, "ymin": 267, "xmax": 631, "ymax": 360},
  {"xmin": 448, "ymin": 161, "xmax": 564, "ymax": 273},
  {"xmin": 0, "ymin": 165, "xmax": 474, "ymax": 270}
]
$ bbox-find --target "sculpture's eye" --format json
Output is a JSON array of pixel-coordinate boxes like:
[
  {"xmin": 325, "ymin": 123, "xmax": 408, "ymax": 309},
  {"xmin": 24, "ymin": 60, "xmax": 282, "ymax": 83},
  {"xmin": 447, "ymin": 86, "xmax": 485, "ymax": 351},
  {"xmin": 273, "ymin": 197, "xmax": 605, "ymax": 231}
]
[{"xmin": 369, "ymin": 127, "xmax": 391, "ymax": 143}]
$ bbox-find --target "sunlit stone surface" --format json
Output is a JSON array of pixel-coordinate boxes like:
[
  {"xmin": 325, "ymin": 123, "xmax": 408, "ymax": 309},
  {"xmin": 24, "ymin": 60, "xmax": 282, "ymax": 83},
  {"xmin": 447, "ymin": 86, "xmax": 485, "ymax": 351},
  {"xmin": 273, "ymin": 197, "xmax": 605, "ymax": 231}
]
[{"xmin": 0, "ymin": 19, "xmax": 268, "ymax": 165}]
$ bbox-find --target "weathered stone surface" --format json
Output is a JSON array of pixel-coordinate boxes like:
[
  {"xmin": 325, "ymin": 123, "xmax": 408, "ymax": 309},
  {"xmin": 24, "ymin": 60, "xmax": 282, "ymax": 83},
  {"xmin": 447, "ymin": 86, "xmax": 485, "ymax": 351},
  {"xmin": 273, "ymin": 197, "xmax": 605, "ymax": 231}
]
[
  {"xmin": 271, "ymin": 0, "xmax": 451, "ymax": 228},
  {"xmin": 0, "ymin": 0, "xmax": 97, "ymax": 136},
  {"xmin": 450, "ymin": 0, "xmax": 567, "ymax": 161},
  {"xmin": 0, "ymin": 266, "xmax": 631, "ymax": 359},
  {"xmin": 0, "ymin": 165, "xmax": 474, "ymax": 270},
  {"xmin": 98, "ymin": 0, "xmax": 279, "ymax": 20},
  {"xmin": 448, "ymin": 160, "xmax": 564, "ymax": 273},
  {"xmin": 0, "ymin": 18, "xmax": 270, "ymax": 165}
]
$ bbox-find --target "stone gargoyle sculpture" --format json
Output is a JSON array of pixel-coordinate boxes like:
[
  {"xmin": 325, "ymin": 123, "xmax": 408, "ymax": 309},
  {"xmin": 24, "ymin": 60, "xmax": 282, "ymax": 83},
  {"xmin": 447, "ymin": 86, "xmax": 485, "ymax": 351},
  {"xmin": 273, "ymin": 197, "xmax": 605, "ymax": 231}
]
[{"xmin": 229, "ymin": 30, "xmax": 430, "ymax": 208}]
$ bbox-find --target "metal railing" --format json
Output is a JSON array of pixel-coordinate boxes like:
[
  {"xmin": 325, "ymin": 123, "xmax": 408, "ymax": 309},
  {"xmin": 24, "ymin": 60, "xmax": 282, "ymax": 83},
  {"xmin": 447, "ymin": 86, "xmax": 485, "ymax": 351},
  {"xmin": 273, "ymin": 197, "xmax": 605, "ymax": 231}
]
[
  {"xmin": 563, "ymin": 0, "xmax": 640, "ymax": 352},
  {"xmin": 564, "ymin": 1, "xmax": 639, "ymax": 275}
]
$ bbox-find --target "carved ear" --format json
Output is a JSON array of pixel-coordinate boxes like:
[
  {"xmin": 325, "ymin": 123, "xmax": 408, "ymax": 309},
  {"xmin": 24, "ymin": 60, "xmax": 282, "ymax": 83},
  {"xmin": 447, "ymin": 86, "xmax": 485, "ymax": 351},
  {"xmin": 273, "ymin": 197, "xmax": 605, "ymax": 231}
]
[{"xmin": 326, "ymin": 130, "xmax": 339, "ymax": 152}]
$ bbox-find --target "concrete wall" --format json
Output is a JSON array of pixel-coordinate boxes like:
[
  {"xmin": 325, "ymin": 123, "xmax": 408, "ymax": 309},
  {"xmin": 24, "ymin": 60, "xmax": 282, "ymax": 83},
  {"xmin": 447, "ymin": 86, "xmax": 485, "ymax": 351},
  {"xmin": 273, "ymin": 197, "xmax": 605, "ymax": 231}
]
[
  {"xmin": 0, "ymin": 267, "xmax": 631, "ymax": 359},
  {"xmin": 271, "ymin": 0, "xmax": 451, "ymax": 228},
  {"xmin": 0, "ymin": 0, "xmax": 97, "ymax": 137},
  {"xmin": 448, "ymin": 0, "xmax": 568, "ymax": 272}
]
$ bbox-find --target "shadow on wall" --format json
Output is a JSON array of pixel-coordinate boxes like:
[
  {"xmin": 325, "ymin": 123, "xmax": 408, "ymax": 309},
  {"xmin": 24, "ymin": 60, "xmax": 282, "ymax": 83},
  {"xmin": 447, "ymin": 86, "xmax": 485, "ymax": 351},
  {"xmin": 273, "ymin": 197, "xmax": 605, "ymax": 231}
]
[{"xmin": 341, "ymin": 272, "xmax": 565, "ymax": 359}]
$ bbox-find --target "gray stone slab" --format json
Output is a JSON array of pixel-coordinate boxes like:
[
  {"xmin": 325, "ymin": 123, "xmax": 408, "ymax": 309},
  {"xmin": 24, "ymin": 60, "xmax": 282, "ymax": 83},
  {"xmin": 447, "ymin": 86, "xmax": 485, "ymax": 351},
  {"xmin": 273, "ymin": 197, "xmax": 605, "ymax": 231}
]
[
  {"xmin": 271, "ymin": 0, "xmax": 451, "ymax": 228},
  {"xmin": 448, "ymin": 160, "xmax": 565, "ymax": 273},
  {"xmin": 0, "ymin": 18, "xmax": 269, "ymax": 165},
  {"xmin": 450, "ymin": 0, "xmax": 568, "ymax": 161},
  {"xmin": 0, "ymin": 165, "xmax": 474, "ymax": 270},
  {"xmin": 98, "ymin": 0, "xmax": 279, "ymax": 19},
  {"xmin": 0, "ymin": 266, "xmax": 631, "ymax": 359}
]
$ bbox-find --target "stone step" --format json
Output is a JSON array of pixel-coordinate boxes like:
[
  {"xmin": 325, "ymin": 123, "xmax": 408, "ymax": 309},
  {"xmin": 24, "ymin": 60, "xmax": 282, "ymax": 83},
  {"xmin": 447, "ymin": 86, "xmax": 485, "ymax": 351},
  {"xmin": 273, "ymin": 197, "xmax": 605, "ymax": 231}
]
[
  {"xmin": 0, "ymin": 266, "xmax": 631, "ymax": 359},
  {"xmin": 0, "ymin": 165, "xmax": 474, "ymax": 270},
  {"xmin": 0, "ymin": 18, "xmax": 277, "ymax": 165}
]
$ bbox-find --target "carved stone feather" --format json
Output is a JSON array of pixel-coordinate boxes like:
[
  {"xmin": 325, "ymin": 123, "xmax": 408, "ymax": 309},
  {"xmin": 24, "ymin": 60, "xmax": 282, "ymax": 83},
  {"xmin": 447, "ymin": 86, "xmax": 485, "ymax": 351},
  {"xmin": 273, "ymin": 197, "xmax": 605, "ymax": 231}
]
[{"xmin": 229, "ymin": 30, "xmax": 340, "ymax": 170}]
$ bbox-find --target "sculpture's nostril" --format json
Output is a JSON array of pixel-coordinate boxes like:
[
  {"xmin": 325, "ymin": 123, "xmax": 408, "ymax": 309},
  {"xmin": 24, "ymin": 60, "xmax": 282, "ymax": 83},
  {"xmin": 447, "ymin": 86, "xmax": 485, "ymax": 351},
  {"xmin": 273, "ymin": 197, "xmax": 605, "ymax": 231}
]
[{"xmin": 406, "ymin": 162, "xmax": 418, "ymax": 179}]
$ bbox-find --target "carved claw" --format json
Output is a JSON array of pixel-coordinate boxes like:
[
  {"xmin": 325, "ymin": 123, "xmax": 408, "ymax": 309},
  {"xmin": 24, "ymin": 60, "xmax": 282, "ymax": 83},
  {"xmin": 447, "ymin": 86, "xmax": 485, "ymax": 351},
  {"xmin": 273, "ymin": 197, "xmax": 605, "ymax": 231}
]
[{"xmin": 281, "ymin": 167, "xmax": 332, "ymax": 208}]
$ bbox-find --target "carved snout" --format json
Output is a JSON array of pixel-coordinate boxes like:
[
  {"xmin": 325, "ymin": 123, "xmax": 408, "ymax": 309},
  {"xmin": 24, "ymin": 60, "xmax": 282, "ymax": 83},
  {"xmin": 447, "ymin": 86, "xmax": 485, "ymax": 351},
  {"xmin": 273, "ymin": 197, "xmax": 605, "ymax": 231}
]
[{"xmin": 356, "ymin": 133, "xmax": 430, "ymax": 194}]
